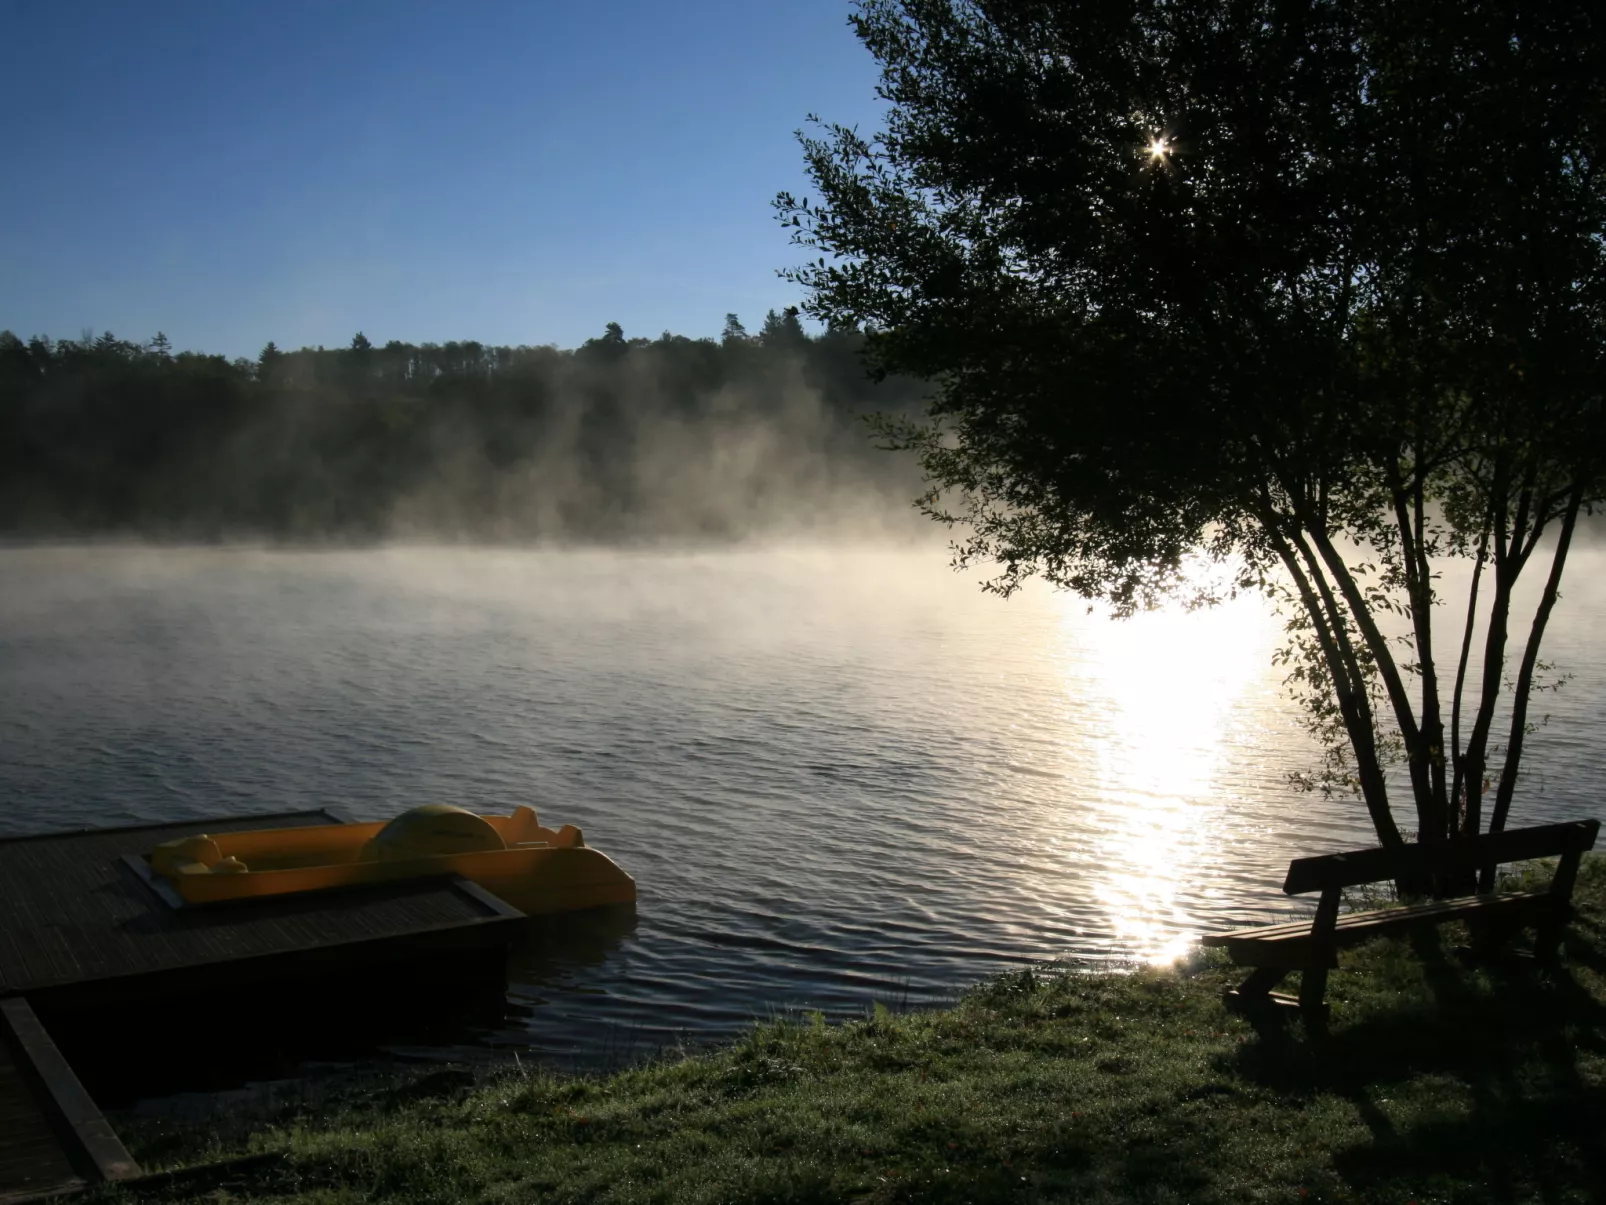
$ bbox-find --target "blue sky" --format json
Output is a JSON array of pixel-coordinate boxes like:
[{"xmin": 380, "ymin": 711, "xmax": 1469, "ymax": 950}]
[{"xmin": 0, "ymin": 0, "xmax": 883, "ymax": 358}]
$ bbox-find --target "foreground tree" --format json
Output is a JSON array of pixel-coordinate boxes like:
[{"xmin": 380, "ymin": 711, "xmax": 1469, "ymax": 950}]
[{"xmin": 780, "ymin": 0, "xmax": 1606, "ymax": 857}]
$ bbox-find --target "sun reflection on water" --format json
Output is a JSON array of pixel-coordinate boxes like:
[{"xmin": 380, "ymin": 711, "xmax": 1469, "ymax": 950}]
[{"xmin": 1053, "ymin": 588, "xmax": 1276, "ymax": 963}]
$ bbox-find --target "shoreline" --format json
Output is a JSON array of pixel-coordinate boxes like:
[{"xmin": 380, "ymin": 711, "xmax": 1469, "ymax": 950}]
[{"xmin": 100, "ymin": 857, "xmax": 1606, "ymax": 1204}]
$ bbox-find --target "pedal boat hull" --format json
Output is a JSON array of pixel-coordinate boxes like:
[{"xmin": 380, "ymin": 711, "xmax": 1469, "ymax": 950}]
[{"xmin": 146, "ymin": 805, "xmax": 636, "ymax": 915}]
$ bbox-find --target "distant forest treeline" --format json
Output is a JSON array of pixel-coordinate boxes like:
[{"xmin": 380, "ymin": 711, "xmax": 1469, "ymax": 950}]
[{"xmin": 0, "ymin": 310, "xmax": 929, "ymax": 540}]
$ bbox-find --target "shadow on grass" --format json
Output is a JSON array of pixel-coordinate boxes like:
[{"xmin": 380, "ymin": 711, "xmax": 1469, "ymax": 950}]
[{"xmin": 1221, "ymin": 921, "xmax": 1606, "ymax": 1203}]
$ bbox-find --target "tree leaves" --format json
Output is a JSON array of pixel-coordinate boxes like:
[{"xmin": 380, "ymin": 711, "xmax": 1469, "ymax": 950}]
[{"xmin": 782, "ymin": 0, "xmax": 1606, "ymax": 848}]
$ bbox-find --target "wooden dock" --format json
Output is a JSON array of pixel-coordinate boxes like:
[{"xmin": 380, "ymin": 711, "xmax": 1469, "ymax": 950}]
[
  {"xmin": 2, "ymin": 997, "xmax": 95, "ymax": 1204},
  {"xmin": 1, "ymin": 997, "xmax": 139, "ymax": 1204},
  {"xmin": 0, "ymin": 810, "xmax": 527, "ymax": 1201}
]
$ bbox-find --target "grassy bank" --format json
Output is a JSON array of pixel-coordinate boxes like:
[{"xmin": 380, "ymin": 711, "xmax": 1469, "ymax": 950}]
[{"xmin": 107, "ymin": 859, "xmax": 1606, "ymax": 1204}]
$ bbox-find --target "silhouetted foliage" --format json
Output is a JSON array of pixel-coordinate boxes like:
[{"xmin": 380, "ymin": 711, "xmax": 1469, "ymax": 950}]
[
  {"xmin": 0, "ymin": 322, "xmax": 924, "ymax": 540},
  {"xmin": 781, "ymin": 0, "xmax": 1606, "ymax": 857}
]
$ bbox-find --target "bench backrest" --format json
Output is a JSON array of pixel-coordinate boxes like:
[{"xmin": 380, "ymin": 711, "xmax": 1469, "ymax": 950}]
[{"xmin": 1282, "ymin": 819, "xmax": 1599, "ymax": 895}]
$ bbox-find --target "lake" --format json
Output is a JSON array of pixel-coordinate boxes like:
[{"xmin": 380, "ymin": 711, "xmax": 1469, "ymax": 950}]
[{"xmin": 3, "ymin": 544, "xmax": 1603, "ymax": 1064}]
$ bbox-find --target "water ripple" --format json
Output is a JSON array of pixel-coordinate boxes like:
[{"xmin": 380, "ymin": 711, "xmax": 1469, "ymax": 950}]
[{"xmin": 2, "ymin": 544, "xmax": 1603, "ymax": 1064}]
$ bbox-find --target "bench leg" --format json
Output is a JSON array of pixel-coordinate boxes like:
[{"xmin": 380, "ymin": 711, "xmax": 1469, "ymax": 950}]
[
  {"xmin": 1223, "ymin": 967, "xmax": 1289, "ymax": 1014},
  {"xmin": 1466, "ymin": 912, "xmax": 1519, "ymax": 955},
  {"xmin": 1528, "ymin": 895, "xmax": 1579, "ymax": 966},
  {"xmin": 1535, "ymin": 916, "xmax": 1566, "ymax": 966},
  {"xmin": 1537, "ymin": 852, "xmax": 1585, "ymax": 966},
  {"xmin": 1299, "ymin": 967, "xmax": 1331, "ymax": 1019}
]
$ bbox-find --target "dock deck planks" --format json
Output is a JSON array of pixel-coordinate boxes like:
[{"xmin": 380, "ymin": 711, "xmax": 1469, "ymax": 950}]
[
  {"xmin": 0, "ymin": 809, "xmax": 527, "ymax": 1200},
  {"xmin": 0, "ymin": 810, "xmax": 523, "ymax": 1005}
]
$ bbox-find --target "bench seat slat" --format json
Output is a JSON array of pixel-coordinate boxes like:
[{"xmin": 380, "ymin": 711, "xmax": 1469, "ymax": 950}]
[{"xmin": 1201, "ymin": 890, "xmax": 1555, "ymax": 950}]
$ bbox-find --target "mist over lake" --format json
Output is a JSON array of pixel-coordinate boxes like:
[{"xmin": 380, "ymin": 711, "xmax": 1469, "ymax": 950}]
[{"xmin": 4, "ymin": 543, "xmax": 1603, "ymax": 1062}]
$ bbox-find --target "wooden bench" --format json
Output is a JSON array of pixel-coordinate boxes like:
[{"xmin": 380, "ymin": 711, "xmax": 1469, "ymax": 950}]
[{"xmin": 1201, "ymin": 819, "xmax": 1599, "ymax": 1018}]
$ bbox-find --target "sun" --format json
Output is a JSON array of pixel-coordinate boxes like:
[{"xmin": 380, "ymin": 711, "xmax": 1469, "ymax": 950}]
[{"xmin": 1147, "ymin": 136, "xmax": 1169, "ymax": 160}]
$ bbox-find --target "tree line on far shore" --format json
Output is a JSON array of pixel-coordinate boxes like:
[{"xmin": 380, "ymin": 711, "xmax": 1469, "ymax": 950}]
[{"xmin": 0, "ymin": 311, "xmax": 926, "ymax": 540}]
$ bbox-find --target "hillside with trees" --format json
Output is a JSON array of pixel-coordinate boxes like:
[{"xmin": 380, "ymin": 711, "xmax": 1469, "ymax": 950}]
[{"xmin": 0, "ymin": 311, "xmax": 925, "ymax": 541}]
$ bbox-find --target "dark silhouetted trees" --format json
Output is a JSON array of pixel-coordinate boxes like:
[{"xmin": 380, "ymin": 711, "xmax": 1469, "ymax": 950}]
[{"xmin": 0, "ymin": 321, "xmax": 926, "ymax": 541}]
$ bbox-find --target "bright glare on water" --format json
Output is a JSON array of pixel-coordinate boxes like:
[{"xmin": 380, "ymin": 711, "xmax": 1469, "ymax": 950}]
[{"xmin": 2, "ymin": 544, "xmax": 1603, "ymax": 1062}]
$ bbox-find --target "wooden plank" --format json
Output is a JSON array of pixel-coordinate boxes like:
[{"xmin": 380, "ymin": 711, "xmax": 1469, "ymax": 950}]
[
  {"xmin": 0, "ymin": 1021, "xmax": 83, "ymax": 1205},
  {"xmin": 1211, "ymin": 936, "xmax": 1340, "ymax": 969},
  {"xmin": 0, "ymin": 999, "xmax": 139, "ymax": 1184},
  {"xmin": 1204, "ymin": 890, "xmax": 1557, "ymax": 954},
  {"xmin": 1282, "ymin": 820, "xmax": 1598, "ymax": 894}
]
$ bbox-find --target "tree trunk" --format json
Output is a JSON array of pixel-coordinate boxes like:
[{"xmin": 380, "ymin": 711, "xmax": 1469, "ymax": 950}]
[
  {"xmin": 1460, "ymin": 555, "xmax": 1515, "ymax": 848},
  {"xmin": 1449, "ymin": 523, "xmax": 1490, "ymax": 837},
  {"xmin": 1266, "ymin": 516, "xmax": 1406, "ymax": 853},
  {"xmin": 1303, "ymin": 524, "xmax": 1435, "ymax": 838},
  {"xmin": 1479, "ymin": 488, "xmax": 1583, "ymax": 889}
]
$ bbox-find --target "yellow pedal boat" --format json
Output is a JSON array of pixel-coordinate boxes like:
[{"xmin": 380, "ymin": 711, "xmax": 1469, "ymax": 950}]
[{"xmin": 147, "ymin": 804, "xmax": 636, "ymax": 915}]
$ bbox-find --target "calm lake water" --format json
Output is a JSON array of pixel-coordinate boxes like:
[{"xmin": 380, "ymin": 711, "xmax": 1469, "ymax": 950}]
[{"xmin": 3, "ymin": 544, "xmax": 1603, "ymax": 1063}]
